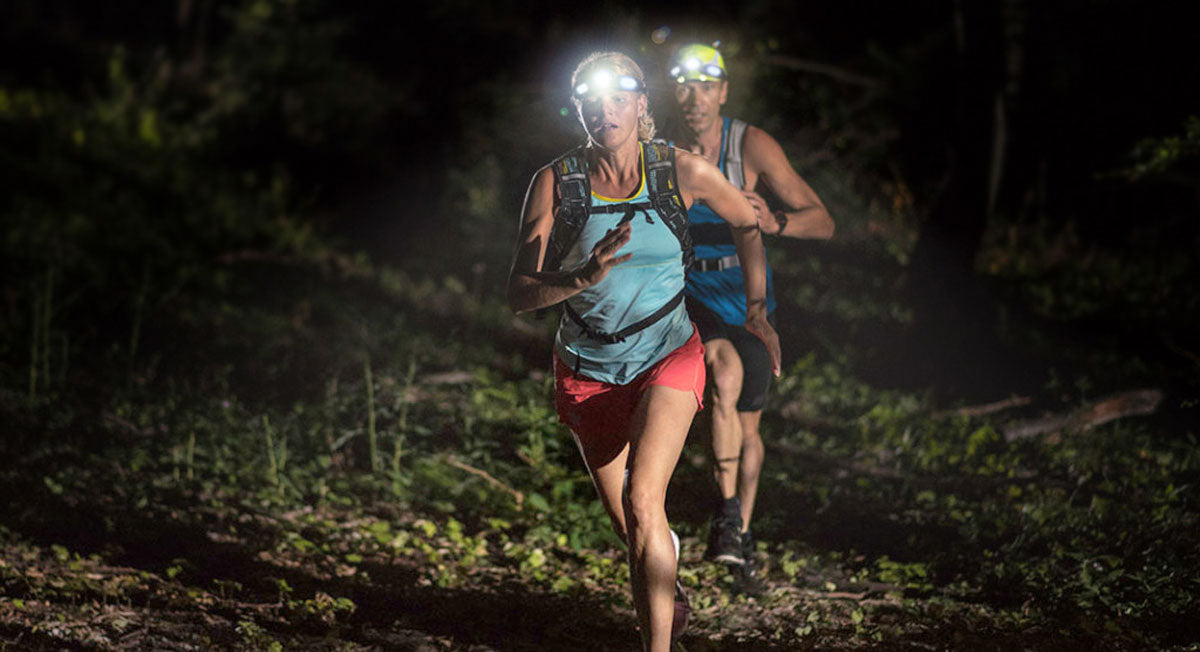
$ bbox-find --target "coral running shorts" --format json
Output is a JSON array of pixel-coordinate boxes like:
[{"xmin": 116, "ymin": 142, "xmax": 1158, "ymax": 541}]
[{"xmin": 554, "ymin": 326, "xmax": 706, "ymax": 467}]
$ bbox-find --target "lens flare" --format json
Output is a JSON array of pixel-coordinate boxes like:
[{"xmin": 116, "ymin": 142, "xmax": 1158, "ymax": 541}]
[
  {"xmin": 651, "ymin": 26, "xmax": 671, "ymax": 44},
  {"xmin": 592, "ymin": 69, "xmax": 613, "ymax": 88}
]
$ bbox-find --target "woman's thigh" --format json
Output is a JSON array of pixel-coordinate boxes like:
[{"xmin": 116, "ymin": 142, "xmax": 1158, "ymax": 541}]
[{"xmin": 625, "ymin": 384, "xmax": 699, "ymax": 504}]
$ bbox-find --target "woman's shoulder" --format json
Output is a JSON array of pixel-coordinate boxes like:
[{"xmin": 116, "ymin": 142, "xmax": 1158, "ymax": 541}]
[{"xmin": 672, "ymin": 146, "xmax": 722, "ymax": 190}]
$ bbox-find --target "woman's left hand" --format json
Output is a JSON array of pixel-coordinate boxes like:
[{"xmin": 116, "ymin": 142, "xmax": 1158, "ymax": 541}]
[
  {"xmin": 740, "ymin": 189, "xmax": 771, "ymax": 225},
  {"xmin": 744, "ymin": 306, "xmax": 781, "ymax": 376}
]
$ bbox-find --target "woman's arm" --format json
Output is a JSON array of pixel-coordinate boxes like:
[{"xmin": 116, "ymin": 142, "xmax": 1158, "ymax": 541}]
[
  {"xmin": 676, "ymin": 150, "xmax": 782, "ymax": 375},
  {"xmin": 506, "ymin": 166, "xmax": 633, "ymax": 314}
]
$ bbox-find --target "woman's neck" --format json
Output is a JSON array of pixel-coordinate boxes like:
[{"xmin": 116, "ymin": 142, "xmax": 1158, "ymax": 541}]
[{"xmin": 589, "ymin": 140, "xmax": 642, "ymax": 196}]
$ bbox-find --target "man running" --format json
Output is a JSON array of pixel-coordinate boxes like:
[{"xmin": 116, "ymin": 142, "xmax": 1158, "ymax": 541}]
[{"xmin": 666, "ymin": 43, "xmax": 834, "ymax": 591}]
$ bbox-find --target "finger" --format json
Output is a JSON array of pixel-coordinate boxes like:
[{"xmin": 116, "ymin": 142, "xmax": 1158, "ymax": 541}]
[
  {"xmin": 597, "ymin": 228, "xmax": 631, "ymax": 252},
  {"xmin": 609, "ymin": 253, "xmax": 633, "ymax": 266},
  {"xmin": 602, "ymin": 224, "xmax": 632, "ymax": 244}
]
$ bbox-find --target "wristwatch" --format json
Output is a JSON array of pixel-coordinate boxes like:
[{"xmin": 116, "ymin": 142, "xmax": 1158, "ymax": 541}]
[{"xmin": 774, "ymin": 210, "xmax": 789, "ymax": 235}]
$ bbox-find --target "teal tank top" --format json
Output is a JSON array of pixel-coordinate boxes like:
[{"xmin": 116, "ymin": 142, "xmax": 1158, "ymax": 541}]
[{"xmin": 553, "ymin": 143, "xmax": 693, "ymax": 385}]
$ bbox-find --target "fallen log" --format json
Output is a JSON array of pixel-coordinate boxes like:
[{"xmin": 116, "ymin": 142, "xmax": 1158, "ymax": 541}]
[
  {"xmin": 935, "ymin": 395, "xmax": 1031, "ymax": 419},
  {"xmin": 1003, "ymin": 388, "xmax": 1163, "ymax": 442}
]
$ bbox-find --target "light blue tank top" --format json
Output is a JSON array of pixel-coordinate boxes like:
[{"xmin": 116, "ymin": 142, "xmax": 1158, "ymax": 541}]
[
  {"xmin": 680, "ymin": 117, "xmax": 776, "ymax": 326},
  {"xmin": 553, "ymin": 144, "xmax": 692, "ymax": 385}
]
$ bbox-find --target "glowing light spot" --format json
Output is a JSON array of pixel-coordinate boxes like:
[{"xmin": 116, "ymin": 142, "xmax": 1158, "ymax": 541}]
[
  {"xmin": 592, "ymin": 69, "xmax": 613, "ymax": 88},
  {"xmin": 685, "ymin": 57, "xmax": 700, "ymax": 71},
  {"xmin": 651, "ymin": 26, "xmax": 671, "ymax": 44},
  {"xmin": 575, "ymin": 83, "xmax": 589, "ymax": 96},
  {"xmin": 618, "ymin": 76, "xmax": 638, "ymax": 90},
  {"xmin": 560, "ymin": 107, "xmax": 569, "ymax": 117}
]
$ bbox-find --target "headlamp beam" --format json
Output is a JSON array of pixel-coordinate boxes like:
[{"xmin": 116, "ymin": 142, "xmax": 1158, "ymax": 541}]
[{"xmin": 573, "ymin": 69, "xmax": 645, "ymax": 99}]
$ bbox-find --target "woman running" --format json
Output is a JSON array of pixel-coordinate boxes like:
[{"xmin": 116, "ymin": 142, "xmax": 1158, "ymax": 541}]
[{"xmin": 506, "ymin": 51, "xmax": 780, "ymax": 651}]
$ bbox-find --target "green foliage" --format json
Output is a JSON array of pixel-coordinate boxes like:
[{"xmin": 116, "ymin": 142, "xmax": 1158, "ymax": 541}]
[
  {"xmin": 2, "ymin": 3, "xmax": 1197, "ymax": 649},
  {"xmin": 1121, "ymin": 115, "xmax": 1200, "ymax": 181},
  {"xmin": 236, "ymin": 620, "xmax": 282, "ymax": 651}
]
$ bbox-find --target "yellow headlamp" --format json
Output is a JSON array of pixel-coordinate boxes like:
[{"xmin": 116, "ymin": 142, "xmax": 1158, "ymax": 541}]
[{"xmin": 668, "ymin": 43, "xmax": 727, "ymax": 84}]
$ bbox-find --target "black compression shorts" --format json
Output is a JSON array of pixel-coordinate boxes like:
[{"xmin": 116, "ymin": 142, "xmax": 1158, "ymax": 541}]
[{"xmin": 685, "ymin": 297, "xmax": 775, "ymax": 412}]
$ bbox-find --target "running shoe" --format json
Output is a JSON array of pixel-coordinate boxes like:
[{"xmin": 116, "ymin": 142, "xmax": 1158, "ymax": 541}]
[
  {"xmin": 672, "ymin": 579, "xmax": 691, "ymax": 640},
  {"xmin": 669, "ymin": 528, "xmax": 690, "ymax": 640},
  {"xmin": 704, "ymin": 511, "xmax": 745, "ymax": 565},
  {"xmin": 732, "ymin": 530, "xmax": 766, "ymax": 596}
]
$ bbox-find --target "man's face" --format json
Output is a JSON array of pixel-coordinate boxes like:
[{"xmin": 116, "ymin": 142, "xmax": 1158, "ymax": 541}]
[{"xmin": 673, "ymin": 80, "xmax": 727, "ymax": 135}]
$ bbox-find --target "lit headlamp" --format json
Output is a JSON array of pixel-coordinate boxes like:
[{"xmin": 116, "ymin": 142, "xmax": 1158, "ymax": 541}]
[
  {"xmin": 668, "ymin": 44, "xmax": 728, "ymax": 84},
  {"xmin": 573, "ymin": 69, "xmax": 646, "ymax": 98}
]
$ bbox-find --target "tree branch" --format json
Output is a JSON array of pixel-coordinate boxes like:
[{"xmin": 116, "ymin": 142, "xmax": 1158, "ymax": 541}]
[
  {"xmin": 762, "ymin": 54, "xmax": 885, "ymax": 89},
  {"xmin": 445, "ymin": 455, "xmax": 524, "ymax": 507}
]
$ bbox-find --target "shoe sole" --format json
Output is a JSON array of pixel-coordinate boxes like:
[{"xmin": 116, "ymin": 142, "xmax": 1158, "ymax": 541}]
[{"xmin": 709, "ymin": 552, "xmax": 745, "ymax": 566}]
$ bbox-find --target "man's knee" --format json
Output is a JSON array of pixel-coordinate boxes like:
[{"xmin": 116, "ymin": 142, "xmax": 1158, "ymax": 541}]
[
  {"xmin": 741, "ymin": 426, "xmax": 763, "ymax": 448},
  {"xmin": 741, "ymin": 432, "xmax": 764, "ymax": 462},
  {"xmin": 706, "ymin": 343, "xmax": 743, "ymax": 408}
]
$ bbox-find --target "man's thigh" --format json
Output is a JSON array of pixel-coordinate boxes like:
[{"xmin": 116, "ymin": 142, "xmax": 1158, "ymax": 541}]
[{"xmin": 729, "ymin": 314, "xmax": 776, "ymax": 413}]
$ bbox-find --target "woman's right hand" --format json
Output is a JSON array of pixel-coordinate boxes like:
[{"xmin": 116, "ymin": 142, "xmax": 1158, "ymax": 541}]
[{"xmin": 576, "ymin": 221, "xmax": 633, "ymax": 288}]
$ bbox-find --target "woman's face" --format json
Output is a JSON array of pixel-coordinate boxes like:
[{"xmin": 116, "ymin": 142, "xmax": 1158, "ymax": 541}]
[{"xmin": 577, "ymin": 87, "xmax": 646, "ymax": 150}]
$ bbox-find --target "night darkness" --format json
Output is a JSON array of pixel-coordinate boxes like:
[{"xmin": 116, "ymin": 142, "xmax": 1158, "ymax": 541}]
[{"xmin": 2, "ymin": 1, "xmax": 1199, "ymax": 649}]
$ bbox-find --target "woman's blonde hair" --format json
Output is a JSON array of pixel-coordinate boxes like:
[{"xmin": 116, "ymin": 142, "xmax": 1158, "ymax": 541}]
[{"xmin": 570, "ymin": 51, "xmax": 656, "ymax": 141}]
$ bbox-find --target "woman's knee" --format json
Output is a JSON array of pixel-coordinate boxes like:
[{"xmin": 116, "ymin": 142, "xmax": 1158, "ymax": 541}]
[{"xmin": 622, "ymin": 483, "xmax": 666, "ymax": 534}]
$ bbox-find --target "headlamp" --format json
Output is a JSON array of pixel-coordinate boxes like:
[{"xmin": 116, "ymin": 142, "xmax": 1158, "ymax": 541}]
[
  {"xmin": 668, "ymin": 44, "xmax": 728, "ymax": 84},
  {"xmin": 573, "ymin": 68, "xmax": 645, "ymax": 99}
]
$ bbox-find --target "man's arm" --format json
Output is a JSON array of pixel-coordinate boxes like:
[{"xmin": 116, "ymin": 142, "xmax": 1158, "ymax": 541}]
[
  {"xmin": 676, "ymin": 149, "xmax": 782, "ymax": 375},
  {"xmin": 741, "ymin": 126, "xmax": 834, "ymax": 239}
]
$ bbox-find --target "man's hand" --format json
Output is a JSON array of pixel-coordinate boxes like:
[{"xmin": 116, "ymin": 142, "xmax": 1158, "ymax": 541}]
[
  {"xmin": 742, "ymin": 188, "xmax": 787, "ymax": 235},
  {"xmin": 576, "ymin": 221, "xmax": 633, "ymax": 288},
  {"xmin": 744, "ymin": 301, "xmax": 781, "ymax": 376}
]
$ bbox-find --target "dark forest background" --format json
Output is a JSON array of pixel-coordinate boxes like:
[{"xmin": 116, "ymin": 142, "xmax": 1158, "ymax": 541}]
[{"xmin": 1, "ymin": 1, "xmax": 1198, "ymax": 649}]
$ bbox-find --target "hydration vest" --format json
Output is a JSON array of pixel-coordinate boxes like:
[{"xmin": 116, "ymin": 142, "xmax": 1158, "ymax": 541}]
[
  {"xmin": 542, "ymin": 141, "xmax": 694, "ymax": 344},
  {"xmin": 543, "ymin": 140, "xmax": 693, "ymax": 273},
  {"xmin": 681, "ymin": 117, "xmax": 778, "ymax": 325}
]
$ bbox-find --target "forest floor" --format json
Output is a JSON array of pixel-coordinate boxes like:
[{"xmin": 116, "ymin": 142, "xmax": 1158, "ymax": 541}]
[
  {"xmin": 0, "ymin": 436, "xmax": 1132, "ymax": 651},
  {"xmin": 2, "ymin": 244, "xmax": 1198, "ymax": 651}
]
